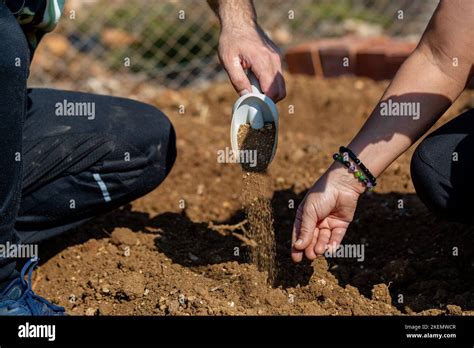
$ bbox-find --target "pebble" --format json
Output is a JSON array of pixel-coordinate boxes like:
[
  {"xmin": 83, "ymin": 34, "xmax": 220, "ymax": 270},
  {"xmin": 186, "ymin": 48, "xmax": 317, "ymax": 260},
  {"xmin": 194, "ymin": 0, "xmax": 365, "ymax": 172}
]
[
  {"xmin": 85, "ymin": 307, "xmax": 97, "ymax": 316},
  {"xmin": 371, "ymin": 284, "xmax": 392, "ymax": 304},
  {"xmin": 110, "ymin": 228, "xmax": 138, "ymax": 246},
  {"xmin": 168, "ymin": 301, "xmax": 179, "ymax": 313},
  {"xmin": 98, "ymin": 302, "xmax": 113, "ymax": 315},
  {"xmin": 119, "ymin": 273, "xmax": 146, "ymax": 299},
  {"xmin": 446, "ymin": 304, "xmax": 462, "ymax": 315},
  {"xmin": 276, "ymin": 177, "xmax": 285, "ymax": 184}
]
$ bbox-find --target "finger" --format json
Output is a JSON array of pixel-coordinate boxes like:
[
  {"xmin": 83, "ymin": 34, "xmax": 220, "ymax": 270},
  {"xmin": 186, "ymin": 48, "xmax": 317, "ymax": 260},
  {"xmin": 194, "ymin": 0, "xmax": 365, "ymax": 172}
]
[
  {"xmin": 251, "ymin": 58, "xmax": 281, "ymax": 102},
  {"xmin": 314, "ymin": 228, "xmax": 331, "ymax": 255},
  {"xmin": 268, "ymin": 71, "xmax": 286, "ymax": 103},
  {"xmin": 275, "ymin": 72, "xmax": 287, "ymax": 102},
  {"xmin": 304, "ymin": 228, "xmax": 319, "ymax": 261},
  {"xmin": 291, "ymin": 210, "xmax": 304, "ymax": 262},
  {"xmin": 327, "ymin": 227, "xmax": 347, "ymax": 252},
  {"xmin": 293, "ymin": 200, "xmax": 318, "ymax": 251},
  {"xmin": 222, "ymin": 55, "xmax": 252, "ymax": 96},
  {"xmin": 291, "ymin": 247, "xmax": 303, "ymax": 263},
  {"xmin": 272, "ymin": 54, "xmax": 286, "ymax": 102}
]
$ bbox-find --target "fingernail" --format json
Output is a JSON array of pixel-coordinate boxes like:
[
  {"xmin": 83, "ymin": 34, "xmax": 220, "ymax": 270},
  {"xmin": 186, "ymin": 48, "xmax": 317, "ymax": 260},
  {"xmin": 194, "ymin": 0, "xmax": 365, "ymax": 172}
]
[
  {"xmin": 241, "ymin": 89, "xmax": 250, "ymax": 96},
  {"xmin": 295, "ymin": 239, "xmax": 303, "ymax": 246}
]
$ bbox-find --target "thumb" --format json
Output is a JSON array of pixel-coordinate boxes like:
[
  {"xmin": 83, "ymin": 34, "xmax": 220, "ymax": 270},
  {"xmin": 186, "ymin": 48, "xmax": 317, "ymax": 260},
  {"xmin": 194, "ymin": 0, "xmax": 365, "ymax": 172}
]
[
  {"xmin": 293, "ymin": 199, "xmax": 318, "ymax": 250},
  {"xmin": 222, "ymin": 55, "xmax": 252, "ymax": 96}
]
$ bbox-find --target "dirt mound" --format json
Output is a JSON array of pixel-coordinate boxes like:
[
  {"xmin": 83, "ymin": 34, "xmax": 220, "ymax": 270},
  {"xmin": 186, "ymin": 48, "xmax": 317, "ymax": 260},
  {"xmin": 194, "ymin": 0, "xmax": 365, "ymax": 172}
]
[{"xmin": 33, "ymin": 74, "xmax": 474, "ymax": 315}]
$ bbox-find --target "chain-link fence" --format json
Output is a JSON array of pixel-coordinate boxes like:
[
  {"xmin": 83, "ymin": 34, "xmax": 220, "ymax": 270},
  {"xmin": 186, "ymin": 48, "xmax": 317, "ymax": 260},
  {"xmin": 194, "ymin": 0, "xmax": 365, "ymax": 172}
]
[{"xmin": 29, "ymin": 0, "xmax": 439, "ymax": 93}]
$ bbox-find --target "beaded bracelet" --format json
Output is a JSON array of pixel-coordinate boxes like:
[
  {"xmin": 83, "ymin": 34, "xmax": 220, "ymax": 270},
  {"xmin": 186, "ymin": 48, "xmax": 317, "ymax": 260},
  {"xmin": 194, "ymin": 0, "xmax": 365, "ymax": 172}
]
[
  {"xmin": 340, "ymin": 146, "xmax": 377, "ymax": 185},
  {"xmin": 333, "ymin": 149, "xmax": 377, "ymax": 191}
]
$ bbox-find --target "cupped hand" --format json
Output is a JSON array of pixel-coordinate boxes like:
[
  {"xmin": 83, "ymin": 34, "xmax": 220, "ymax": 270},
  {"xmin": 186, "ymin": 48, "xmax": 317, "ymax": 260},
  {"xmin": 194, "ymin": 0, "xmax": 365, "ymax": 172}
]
[
  {"xmin": 217, "ymin": 24, "xmax": 286, "ymax": 102},
  {"xmin": 291, "ymin": 164, "xmax": 365, "ymax": 262}
]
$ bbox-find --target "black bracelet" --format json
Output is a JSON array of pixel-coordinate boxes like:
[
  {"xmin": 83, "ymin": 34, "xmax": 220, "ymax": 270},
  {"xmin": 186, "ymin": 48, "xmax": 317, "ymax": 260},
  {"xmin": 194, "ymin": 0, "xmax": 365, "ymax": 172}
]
[{"xmin": 339, "ymin": 146, "xmax": 377, "ymax": 186}]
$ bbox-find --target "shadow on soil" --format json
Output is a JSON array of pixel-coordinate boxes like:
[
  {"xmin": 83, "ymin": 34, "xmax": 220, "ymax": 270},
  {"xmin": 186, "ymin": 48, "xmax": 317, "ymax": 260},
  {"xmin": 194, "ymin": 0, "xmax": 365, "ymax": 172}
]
[{"xmin": 37, "ymin": 188, "xmax": 474, "ymax": 313}]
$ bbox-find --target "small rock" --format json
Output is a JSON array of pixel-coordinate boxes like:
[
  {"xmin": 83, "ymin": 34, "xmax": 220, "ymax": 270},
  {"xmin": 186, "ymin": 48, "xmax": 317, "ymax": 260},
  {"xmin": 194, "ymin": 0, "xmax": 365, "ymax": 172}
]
[
  {"xmin": 446, "ymin": 304, "xmax": 462, "ymax": 315},
  {"xmin": 98, "ymin": 302, "xmax": 114, "ymax": 315},
  {"xmin": 276, "ymin": 177, "xmax": 285, "ymax": 185},
  {"xmin": 85, "ymin": 307, "xmax": 98, "ymax": 316},
  {"xmin": 316, "ymin": 278, "xmax": 327, "ymax": 286},
  {"xmin": 119, "ymin": 273, "xmax": 146, "ymax": 299},
  {"xmin": 110, "ymin": 228, "xmax": 138, "ymax": 246},
  {"xmin": 106, "ymin": 244, "xmax": 118, "ymax": 254},
  {"xmin": 292, "ymin": 148, "xmax": 306, "ymax": 162},
  {"xmin": 168, "ymin": 301, "xmax": 180, "ymax": 314},
  {"xmin": 354, "ymin": 80, "xmax": 365, "ymax": 90},
  {"xmin": 264, "ymin": 290, "xmax": 287, "ymax": 307},
  {"xmin": 371, "ymin": 284, "xmax": 392, "ymax": 305}
]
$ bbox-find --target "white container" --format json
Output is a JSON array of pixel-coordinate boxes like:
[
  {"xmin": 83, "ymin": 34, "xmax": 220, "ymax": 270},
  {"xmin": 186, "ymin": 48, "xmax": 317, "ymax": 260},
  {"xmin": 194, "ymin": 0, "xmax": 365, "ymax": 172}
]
[{"xmin": 230, "ymin": 71, "xmax": 279, "ymax": 165}]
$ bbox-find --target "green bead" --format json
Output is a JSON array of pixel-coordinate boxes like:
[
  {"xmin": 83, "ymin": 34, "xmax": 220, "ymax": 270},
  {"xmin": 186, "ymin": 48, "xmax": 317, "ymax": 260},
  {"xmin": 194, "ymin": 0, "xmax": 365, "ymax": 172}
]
[
  {"xmin": 354, "ymin": 171, "xmax": 361, "ymax": 178},
  {"xmin": 359, "ymin": 174, "xmax": 366, "ymax": 181}
]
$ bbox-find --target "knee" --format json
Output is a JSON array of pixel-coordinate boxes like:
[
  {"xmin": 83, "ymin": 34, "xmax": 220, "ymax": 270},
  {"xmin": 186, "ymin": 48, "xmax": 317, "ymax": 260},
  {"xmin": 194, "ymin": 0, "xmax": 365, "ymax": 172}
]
[
  {"xmin": 411, "ymin": 137, "xmax": 462, "ymax": 222},
  {"xmin": 129, "ymin": 102, "xmax": 177, "ymax": 189},
  {"xmin": 0, "ymin": 11, "xmax": 29, "ymax": 79},
  {"xmin": 156, "ymin": 115, "xmax": 176, "ymax": 178}
]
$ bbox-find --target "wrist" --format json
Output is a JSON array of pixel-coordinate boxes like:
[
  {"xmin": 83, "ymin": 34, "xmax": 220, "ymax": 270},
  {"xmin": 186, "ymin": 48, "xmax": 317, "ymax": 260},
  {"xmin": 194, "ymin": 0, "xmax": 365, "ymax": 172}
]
[
  {"xmin": 327, "ymin": 162, "xmax": 367, "ymax": 196},
  {"xmin": 220, "ymin": 18, "xmax": 257, "ymax": 33}
]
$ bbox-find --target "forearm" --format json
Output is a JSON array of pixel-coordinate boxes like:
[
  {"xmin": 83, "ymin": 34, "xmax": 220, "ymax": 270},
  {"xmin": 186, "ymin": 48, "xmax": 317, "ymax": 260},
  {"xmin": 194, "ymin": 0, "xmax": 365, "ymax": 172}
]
[
  {"xmin": 207, "ymin": 0, "xmax": 256, "ymax": 30},
  {"xmin": 346, "ymin": 47, "xmax": 469, "ymax": 177},
  {"xmin": 345, "ymin": 0, "xmax": 474, "ymax": 178}
]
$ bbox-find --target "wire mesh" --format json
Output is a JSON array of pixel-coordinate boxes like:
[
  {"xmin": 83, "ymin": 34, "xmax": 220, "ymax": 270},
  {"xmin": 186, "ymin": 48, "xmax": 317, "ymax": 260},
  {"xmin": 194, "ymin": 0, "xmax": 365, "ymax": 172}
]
[{"xmin": 28, "ymin": 0, "xmax": 439, "ymax": 92}]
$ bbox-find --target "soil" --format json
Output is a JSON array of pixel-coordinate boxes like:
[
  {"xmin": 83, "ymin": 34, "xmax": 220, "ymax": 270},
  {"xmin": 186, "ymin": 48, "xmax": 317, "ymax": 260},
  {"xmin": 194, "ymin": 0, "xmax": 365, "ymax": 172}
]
[
  {"xmin": 238, "ymin": 122, "xmax": 277, "ymax": 283},
  {"xmin": 32, "ymin": 74, "xmax": 474, "ymax": 316},
  {"xmin": 241, "ymin": 172, "xmax": 276, "ymax": 284},
  {"xmin": 237, "ymin": 122, "xmax": 276, "ymax": 172}
]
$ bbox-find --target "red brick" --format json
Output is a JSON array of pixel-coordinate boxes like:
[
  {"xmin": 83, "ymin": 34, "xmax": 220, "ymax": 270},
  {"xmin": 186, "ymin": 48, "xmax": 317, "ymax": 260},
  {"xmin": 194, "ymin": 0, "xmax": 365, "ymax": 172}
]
[
  {"xmin": 285, "ymin": 38, "xmax": 347, "ymax": 76},
  {"xmin": 285, "ymin": 47, "xmax": 317, "ymax": 75},
  {"xmin": 356, "ymin": 44, "xmax": 388, "ymax": 80},
  {"xmin": 285, "ymin": 36, "xmax": 408, "ymax": 80},
  {"xmin": 334, "ymin": 36, "xmax": 390, "ymax": 77},
  {"xmin": 317, "ymin": 36, "xmax": 390, "ymax": 77},
  {"xmin": 319, "ymin": 46, "xmax": 351, "ymax": 77}
]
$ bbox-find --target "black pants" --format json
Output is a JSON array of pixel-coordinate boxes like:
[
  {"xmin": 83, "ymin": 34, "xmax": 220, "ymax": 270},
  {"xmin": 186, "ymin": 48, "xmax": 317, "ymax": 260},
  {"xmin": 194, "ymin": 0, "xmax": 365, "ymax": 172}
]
[
  {"xmin": 0, "ymin": 5, "xmax": 176, "ymax": 284},
  {"xmin": 411, "ymin": 108, "xmax": 474, "ymax": 224}
]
